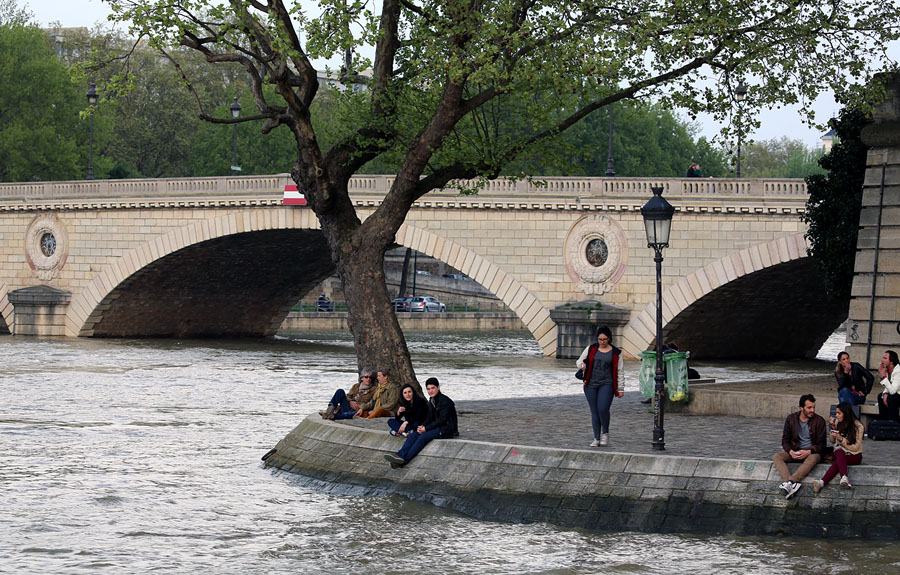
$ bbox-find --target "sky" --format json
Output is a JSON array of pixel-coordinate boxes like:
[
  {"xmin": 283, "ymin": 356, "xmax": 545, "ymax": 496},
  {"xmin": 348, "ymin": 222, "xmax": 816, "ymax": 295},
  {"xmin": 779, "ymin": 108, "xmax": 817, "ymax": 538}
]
[{"xmin": 27, "ymin": 0, "xmax": 898, "ymax": 150}]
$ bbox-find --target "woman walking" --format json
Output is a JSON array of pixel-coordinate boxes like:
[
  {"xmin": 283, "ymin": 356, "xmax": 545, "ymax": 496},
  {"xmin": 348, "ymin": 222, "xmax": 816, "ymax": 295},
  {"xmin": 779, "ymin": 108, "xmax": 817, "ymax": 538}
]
[
  {"xmin": 813, "ymin": 403, "xmax": 864, "ymax": 492},
  {"xmin": 576, "ymin": 326, "xmax": 624, "ymax": 447}
]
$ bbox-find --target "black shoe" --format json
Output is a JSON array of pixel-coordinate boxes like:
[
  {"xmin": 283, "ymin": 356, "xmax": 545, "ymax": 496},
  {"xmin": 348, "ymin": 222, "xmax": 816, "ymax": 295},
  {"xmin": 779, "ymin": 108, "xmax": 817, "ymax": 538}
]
[
  {"xmin": 640, "ymin": 397, "xmax": 652, "ymax": 404},
  {"xmin": 384, "ymin": 454, "xmax": 405, "ymax": 467}
]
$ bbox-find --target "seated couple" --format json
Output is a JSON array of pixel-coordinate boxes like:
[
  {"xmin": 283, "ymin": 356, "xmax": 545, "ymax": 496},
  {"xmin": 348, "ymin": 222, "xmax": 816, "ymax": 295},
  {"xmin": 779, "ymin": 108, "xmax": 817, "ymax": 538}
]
[
  {"xmin": 320, "ymin": 369, "xmax": 401, "ymax": 420},
  {"xmin": 385, "ymin": 377, "xmax": 458, "ymax": 468}
]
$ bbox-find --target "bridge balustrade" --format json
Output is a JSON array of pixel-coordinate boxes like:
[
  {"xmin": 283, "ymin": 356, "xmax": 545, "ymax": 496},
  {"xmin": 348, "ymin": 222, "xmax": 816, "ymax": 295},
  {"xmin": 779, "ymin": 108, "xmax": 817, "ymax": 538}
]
[{"xmin": 0, "ymin": 174, "xmax": 807, "ymax": 203}]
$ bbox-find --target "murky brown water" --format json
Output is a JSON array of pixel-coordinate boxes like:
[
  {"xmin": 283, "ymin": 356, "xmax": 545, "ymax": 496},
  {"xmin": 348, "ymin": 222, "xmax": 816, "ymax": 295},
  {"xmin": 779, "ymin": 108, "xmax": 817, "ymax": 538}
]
[{"xmin": 2, "ymin": 330, "xmax": 897, "ymax": 574}]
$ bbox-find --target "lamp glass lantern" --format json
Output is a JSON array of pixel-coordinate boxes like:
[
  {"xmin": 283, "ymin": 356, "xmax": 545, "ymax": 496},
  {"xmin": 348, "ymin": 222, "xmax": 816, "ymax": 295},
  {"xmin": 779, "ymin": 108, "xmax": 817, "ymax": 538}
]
[
  {"xmin": 641, "ymin": 187, "xmax": 675, "ymax": 248},
  {"xmin": 230, "ymin": 97, "xmax": 241, "ymax": 175}
]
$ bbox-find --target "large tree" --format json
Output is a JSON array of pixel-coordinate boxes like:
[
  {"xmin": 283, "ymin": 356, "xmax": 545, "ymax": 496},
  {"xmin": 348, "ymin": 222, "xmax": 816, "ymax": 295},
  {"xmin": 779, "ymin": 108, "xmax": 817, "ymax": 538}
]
[{"xmin": 106, "ymin": 0, "xmax": 900, "ymax": 382}]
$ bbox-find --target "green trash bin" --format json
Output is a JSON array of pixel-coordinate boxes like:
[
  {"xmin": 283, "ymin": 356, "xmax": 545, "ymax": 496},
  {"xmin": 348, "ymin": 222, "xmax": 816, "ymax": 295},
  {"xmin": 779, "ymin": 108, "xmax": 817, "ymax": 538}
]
[
  {"xmin": 638, "ymin": 351, "xmax": 656, "ymax": 399},
  {"xmin": 663, "ymin": 351, "xmax": 690, "ymax": 401}
]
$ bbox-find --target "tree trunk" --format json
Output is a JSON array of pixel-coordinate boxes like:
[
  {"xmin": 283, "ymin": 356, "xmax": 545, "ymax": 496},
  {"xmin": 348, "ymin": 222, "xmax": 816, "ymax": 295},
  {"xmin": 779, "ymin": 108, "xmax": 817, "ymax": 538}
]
[{"xmin": 300, "ymin": 170, "xmax": 420, "ymax": 392}]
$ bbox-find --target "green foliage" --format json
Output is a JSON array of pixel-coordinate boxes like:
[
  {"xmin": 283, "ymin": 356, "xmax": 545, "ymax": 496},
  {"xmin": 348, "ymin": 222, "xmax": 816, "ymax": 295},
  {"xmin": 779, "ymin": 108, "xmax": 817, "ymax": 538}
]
[
  {"xmin": 0, "ymin": 23, "xmax": 85, "ymax": 181},
  {"xmin": 802, "ymin": 108, "xmax": 870, "ymax": 301},
  {"xmin": 739, "ymin": 137, "xmax": 827, "ymax": 179}
]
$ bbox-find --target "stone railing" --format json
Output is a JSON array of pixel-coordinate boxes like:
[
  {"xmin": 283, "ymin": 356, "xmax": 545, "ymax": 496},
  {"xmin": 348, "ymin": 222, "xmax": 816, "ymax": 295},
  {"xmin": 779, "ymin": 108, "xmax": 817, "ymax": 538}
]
[{"xmin": 0, "ymin": 174, "xmax": 807, "ymax": 203}]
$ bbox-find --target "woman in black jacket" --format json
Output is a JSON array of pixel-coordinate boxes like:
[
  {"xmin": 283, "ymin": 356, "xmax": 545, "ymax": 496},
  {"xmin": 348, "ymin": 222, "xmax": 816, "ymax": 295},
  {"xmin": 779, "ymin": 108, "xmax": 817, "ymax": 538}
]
[
  {"xmin": 834, "ymin": 351, "xmax": 874, "ymax": 406},
  {"xmin": 387, "ymin": 384, "xmax": 428, "ymax": 436}
]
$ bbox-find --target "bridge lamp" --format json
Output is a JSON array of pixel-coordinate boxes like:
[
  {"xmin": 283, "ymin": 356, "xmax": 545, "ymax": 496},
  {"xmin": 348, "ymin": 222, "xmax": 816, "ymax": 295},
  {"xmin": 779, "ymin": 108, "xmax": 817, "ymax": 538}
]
[
  {"xmin": 230, "ymin": 97, "xmax": 242, "ymax": 176},
  {"xmin": 86, "ymin": 82, "xmax": 98, "ymax": 180},
  {"xmin": 641, "ymin": 186, "xmax": 675, "ymax": 451},
  {"xmin": 735, "ymin": 81, "xmax": 748, "ymax": 178}
]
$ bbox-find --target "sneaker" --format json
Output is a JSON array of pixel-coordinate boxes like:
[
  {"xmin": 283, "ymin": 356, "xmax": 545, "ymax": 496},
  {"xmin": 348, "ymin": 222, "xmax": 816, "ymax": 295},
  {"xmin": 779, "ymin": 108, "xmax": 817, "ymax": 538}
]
[
  {"xmin": 384, "ymin": 454, "xmax": 405, "ymax": 467},
  {"xmin": 590, "ymin": 439, "xmax": 601, "ymax": 447},
  {"xmin": 840, "ymin": 475, "xmax": 852, "ymax": 489},
  {"xmin": 600, "ymin": 433, "xmax": 609, "ymax": 446},
  {"xmin": 401, "ymin": 432, "xmax": 409, "ymax": 437},
  {"xmin": 784, "ymin": 481, "xmax": 802, "ymax": 500},
  {"xmin": 813, "ymin": 480, "xmax": 824, "ymax": 493},
  {"xmin": 778, "ymin": 481, "xmax": 791, "ymax": 495}
]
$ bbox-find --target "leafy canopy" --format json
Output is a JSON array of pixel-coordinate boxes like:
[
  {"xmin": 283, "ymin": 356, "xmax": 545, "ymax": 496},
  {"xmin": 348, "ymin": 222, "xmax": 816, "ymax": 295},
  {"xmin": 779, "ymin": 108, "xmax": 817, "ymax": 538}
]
[{"xmin": 103, "ymin": 0, "xmax": 900, "ymax": 200}]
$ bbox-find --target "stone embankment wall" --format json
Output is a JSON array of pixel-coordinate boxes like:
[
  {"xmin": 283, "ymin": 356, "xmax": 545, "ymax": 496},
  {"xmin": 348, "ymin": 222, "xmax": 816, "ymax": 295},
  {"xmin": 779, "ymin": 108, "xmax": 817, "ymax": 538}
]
[
  {"xmin": 266, "ymin": 415, "xmax": 900, "ymax": 539},
  {"xmin": 279, "ymin": 311, "xmax": 525, "ymax": 331}
]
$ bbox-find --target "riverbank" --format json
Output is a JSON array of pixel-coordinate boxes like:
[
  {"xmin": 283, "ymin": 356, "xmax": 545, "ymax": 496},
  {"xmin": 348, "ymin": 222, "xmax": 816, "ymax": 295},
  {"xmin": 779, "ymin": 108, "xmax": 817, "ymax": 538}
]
[
  {"xmin": 280, "ymin": 311, "xmax": 525, "ymax": 331},
  {"xmin": 266, "ymin": 386, "xmax": 900, "ymax": 539}
]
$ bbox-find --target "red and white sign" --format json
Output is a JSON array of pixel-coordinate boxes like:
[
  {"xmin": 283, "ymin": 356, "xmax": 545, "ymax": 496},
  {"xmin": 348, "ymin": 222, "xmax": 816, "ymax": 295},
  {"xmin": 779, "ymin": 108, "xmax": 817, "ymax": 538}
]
[{"xmin": 282, "ymin": 184, "xmax": 307, "ymax": 206}]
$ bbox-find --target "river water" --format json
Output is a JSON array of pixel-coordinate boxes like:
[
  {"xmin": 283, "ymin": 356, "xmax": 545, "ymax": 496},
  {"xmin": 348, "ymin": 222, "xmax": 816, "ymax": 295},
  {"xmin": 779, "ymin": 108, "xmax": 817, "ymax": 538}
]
[{"xmin": 2, "ymin": 330, "xmax": 898, "ymax": 574}]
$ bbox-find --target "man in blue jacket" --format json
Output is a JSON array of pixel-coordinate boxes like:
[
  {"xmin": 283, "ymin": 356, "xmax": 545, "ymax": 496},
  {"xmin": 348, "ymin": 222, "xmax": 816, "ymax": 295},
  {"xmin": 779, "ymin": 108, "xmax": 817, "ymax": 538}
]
[{"xmin": 385, "ymin": 377, "xmax": 458, "ymax": 468}]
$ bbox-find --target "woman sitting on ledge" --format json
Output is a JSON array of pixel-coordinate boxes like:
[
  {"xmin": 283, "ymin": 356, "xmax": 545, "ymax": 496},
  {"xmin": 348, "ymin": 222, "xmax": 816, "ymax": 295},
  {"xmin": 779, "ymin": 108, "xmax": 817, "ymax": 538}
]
[
  {"xmin": 357, "ymin": 369, "xmax": 401, "ymax": 418},
  {"xmin": 387, "ymin": 384, "xmax": 428, "ymax": 436},
  {"xmin": 813, "ymin": 403, "xmax": 864, "ymax": 492}
]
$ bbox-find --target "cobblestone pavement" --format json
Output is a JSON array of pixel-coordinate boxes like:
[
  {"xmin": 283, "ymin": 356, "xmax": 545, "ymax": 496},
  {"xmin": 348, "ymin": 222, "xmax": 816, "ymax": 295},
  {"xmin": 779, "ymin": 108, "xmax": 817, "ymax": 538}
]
[{"xmin": 343, "ymin": 391, "xmax": 900, "ymax": 467}]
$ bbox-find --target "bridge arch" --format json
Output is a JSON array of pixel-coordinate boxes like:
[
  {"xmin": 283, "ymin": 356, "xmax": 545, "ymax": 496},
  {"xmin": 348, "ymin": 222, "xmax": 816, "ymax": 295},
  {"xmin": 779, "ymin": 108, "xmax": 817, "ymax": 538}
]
[
  {"xmin": 396, "ymin": 223, "xmax": 558, "ymax": 356},
  {"xmin": 620, "ymin": 233, "xmax": 847, "ymax": 359},
  {"xmin": 64, "ymin": 208, "xmax": 328, "ymax": 337}
]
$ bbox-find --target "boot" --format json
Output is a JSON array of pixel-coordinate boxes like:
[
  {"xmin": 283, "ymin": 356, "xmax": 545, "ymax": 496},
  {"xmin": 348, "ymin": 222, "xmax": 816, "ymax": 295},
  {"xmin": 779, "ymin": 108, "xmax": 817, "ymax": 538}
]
[{"xmin": 319, "ymin": 405, "xmax": 335, "ymax": 419}]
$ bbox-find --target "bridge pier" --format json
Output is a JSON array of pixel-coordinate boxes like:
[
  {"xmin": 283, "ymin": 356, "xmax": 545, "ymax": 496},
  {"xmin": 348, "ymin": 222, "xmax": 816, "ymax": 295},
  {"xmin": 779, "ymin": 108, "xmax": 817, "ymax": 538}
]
[
  {"xmin": 550, "ymin": 302, "xmax": 631, "ymax": 359},
  {"xmin": 7, "ymin": 285, "xmax": 71, "ymax": 336}
]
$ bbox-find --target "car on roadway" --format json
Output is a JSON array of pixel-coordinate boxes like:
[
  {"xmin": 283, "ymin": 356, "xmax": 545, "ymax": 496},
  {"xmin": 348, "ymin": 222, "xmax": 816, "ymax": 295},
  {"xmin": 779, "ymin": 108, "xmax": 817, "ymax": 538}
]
[
  {"xmin": 392, "ymin": 297, "xmax": 411, "ymax": 312},
  {"xmin": 407, "ymin": 296, "xmax": 445, "ymax": 312}
]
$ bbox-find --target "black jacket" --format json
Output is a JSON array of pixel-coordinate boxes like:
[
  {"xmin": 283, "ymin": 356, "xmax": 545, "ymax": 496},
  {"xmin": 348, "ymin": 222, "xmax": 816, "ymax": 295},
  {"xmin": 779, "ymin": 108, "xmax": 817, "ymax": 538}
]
[
  {"xmin": 423, "ymin": 392, "xmax": 458, "ymax": 438},
  {"xmin": 834, "ymin": 362, "xmax": 875, "ymax": 396},
  {"xmin": 398, "ymin": 395, "xmax": 429, "ymax": 427}
]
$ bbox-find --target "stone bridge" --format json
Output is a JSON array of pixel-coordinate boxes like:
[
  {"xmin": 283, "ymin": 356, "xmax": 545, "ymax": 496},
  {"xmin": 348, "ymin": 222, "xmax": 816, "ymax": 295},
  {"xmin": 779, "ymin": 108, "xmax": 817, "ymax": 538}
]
[{"xmin": 0, "ymin": 174, "xmax": 847, "ymax": 359}]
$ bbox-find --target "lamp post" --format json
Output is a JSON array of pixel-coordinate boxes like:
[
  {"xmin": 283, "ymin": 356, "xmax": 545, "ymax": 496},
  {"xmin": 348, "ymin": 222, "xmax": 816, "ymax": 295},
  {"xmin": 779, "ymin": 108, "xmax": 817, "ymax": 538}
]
[
  {"xmin": 230, "ymin": 97, "xmax": 241, "ymax": 175},
  {"xmin": 641, "ymin": 186, "xmax": 675, "ymax": 451},
  {"xmin": 605, "ymin": 102, "xmax": 615, "ymax": 176},
  {"xmin": 735, "ymin": 81, "xmax": 747, "ymax": 178},
  {"xmin": 86, "ymin": 82, "xmax": 98, "ymax": 180}
]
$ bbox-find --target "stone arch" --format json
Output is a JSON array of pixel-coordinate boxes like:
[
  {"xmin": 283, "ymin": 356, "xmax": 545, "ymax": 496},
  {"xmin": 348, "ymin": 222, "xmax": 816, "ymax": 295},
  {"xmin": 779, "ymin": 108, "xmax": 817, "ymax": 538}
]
[
  {"xmin": 65, "ymin": 207, "xmax": 321, "ymax": 337},
  {"xmin": 620, "ymin": 233, "xmax": 845, "ymax": 359},
  {"xmin": 396, "ymin": 223, "xmax": 558, "ymax": 356},
  {"xmin": 0, "ymin": 280, "xmax": 11, "ymax": 334}
]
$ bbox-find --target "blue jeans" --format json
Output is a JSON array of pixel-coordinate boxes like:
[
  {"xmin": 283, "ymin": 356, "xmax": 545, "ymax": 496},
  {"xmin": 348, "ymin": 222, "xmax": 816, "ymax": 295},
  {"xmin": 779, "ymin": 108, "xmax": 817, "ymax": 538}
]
[
  {"xmin": 838, "ymin": 388, "xmax": 866, "ymax": 406},
  {"xmin": 584, "ymin": 384, "xmax": 614, "ymax": 438},
  {"xmin": 396, "ymin": 427, "xmax": 442, "ymax": 463},
  {"xmin": 329, "ymin": 389, "xmax": 357, "ymax": 420},
  {"xmin": 387, "ymin": 418, "xmax": 415, "ymax": 434}
]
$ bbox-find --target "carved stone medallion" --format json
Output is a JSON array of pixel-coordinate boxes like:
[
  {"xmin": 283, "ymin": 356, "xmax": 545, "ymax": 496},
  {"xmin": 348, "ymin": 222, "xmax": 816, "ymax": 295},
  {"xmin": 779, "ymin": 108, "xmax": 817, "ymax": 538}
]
[
  {"xmin": 25, "ymin": 214, "xmax": 69, "ymax": 280},
  {"xmin": 564, "ymin": 215, "xmax": 628, "ymax": 295}
]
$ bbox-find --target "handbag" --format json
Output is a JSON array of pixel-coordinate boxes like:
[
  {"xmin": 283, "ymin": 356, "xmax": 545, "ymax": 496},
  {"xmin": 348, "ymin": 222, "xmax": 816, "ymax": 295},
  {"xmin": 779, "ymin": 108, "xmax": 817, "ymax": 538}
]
[{"xmin": 575, "ymin": 368, "xmax": 585, "ymax": 381}]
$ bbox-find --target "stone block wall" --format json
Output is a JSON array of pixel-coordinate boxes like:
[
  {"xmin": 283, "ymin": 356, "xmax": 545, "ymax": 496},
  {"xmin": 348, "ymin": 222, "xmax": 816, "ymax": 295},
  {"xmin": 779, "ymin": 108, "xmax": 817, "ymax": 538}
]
[
  {"xmin": 849, "ymin": 73, "xmax": 900, "ymax": 366},
  {"xmin": 265, "ymin": 415, "xmax": 900, "ymax": 539}
]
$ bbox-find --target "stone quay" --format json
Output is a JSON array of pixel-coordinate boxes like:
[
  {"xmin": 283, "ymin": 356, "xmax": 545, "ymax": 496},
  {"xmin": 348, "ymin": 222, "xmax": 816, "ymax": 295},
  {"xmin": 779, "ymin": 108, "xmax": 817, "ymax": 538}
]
[{"xmin": 264, "ymin": 389, "xmax": 900, "ymax": 540}]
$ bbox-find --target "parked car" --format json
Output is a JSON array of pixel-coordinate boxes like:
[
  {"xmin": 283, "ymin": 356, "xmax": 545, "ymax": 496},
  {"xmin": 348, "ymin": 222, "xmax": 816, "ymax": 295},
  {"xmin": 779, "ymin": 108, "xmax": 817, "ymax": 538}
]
[
  {"xmin": 415, "ymin": 270, "xmax": 431, "ymax": 276},
  {"xmin": 407, "ymin": 296, "xmax": 445, "ymax": 312},
  {"xmin": 442, "ymin": 273, "xmax": 469, "ymax": 281},
  {"xmin": 392, "ymin": 297, "xmax": 411, "ymax": 312}
]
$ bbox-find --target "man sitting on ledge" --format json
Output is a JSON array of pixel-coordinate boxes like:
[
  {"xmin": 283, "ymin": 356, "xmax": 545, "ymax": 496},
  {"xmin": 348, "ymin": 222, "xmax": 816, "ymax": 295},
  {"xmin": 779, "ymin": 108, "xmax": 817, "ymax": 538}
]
[
  {"xmin": 385, "ymin": 377, "xmax": 458, "ymax": 468},
  {"xmin": 772, "ymin": 394, "xmax": 827, "ymax": 500}
]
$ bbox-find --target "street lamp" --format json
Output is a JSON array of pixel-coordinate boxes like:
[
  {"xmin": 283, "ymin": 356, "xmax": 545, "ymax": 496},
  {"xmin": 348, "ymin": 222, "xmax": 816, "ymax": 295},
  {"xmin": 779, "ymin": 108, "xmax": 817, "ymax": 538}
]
[
  {"xmin": 230, "ymin": 96, "xmax": 242, "ymax": 176},
  {"xmin": 735, "ymin": 81, "xmax": 748, "ymax": 178},
  {"xmin": 605, "ymin": 102, "xmax": 615, "ymax": 176},
  {"xmin": 641, "ymin": 186, "xmax": 675, "ymax": 451},
  {"xmin": 86, "ymin": 82, "xmax": 98, "ymax": 180}
]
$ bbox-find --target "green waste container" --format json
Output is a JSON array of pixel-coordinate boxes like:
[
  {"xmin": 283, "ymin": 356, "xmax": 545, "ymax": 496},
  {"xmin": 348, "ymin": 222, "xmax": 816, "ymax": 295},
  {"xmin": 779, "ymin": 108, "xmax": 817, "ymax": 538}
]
[
  {"xmin": 638, "ymin": 351, "xmax": 656, "ymax": 399},
  {"xmin": 664, "ymin": 351, "xmax": 690, "ymax": 401}
]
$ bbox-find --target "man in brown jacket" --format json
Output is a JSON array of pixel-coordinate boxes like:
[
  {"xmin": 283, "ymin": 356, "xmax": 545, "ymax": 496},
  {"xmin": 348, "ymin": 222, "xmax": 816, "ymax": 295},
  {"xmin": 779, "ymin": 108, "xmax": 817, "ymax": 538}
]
[
  {"xmin": 320, "ymin": 370, "xmax": 377, "ymax": 420},
  {"xmin": 772, "ymin": 394, "xmax": 827, "ymax": 500}
]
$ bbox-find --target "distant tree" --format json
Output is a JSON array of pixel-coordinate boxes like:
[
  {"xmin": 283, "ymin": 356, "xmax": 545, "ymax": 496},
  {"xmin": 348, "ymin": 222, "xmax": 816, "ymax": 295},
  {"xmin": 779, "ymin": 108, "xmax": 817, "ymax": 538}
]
[
  {"xmin": 739, "ymin": 137, "xmax": 826, "ymax": 178},
  {"xmin": 0, "ymin": 23, "xmax": 85, "ymax": 182},
  {"xmin": 802, "ymin": 108, "xmax": 870, "ymax": 301},
  {"xmin": 0, "ymin": 0, "xmax": 29, "ymax": 26}
]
